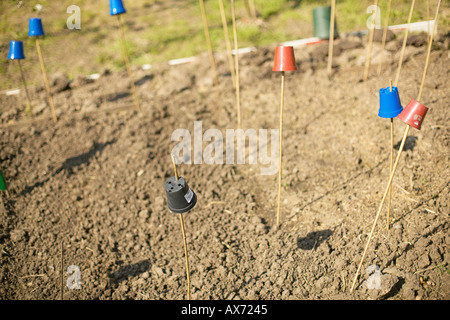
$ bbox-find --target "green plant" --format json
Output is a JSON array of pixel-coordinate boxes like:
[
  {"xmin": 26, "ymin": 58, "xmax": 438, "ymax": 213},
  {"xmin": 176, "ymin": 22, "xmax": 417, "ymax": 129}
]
[{"xmin": 435, "ymin": 262, "xmax": 450, "ymax": 275}]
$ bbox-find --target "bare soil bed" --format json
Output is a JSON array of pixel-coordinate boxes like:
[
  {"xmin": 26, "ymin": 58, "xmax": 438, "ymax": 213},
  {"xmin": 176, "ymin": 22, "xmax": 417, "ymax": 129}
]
[{"xmin": 0, "ymin": 31, "xmax": 449, "ymax": 300}]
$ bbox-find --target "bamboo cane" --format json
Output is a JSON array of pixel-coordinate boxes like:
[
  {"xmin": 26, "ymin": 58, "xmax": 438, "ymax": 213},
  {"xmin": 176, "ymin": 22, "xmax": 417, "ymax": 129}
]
[
  {"xmin": 249, "ymin": 0, "xmax": 257, "ymax": 19},
  {"xmin": 363, "ymin": 0, "xmax": 379, "ymax": 81},
  {"xmin": 427, "ymin": 0, "xmax": 430, "ymax": 46},
  {"xmin": 17, "ymin": 59, "xmax": 33, "ymax": 116},
  {"xmin": 179, "ymin": 214, "xmax": 190, "ymax": 300},
  {"xmin": 416, "ymin": 1, "xmax": 440, "ymax": 103},
  {"xmin": 218, "ymin": 0, "xmax": 236, "ymax": 88},
  {"xmin": 387, "ymin": 116, "xmax": 394, "ymax": 230},
  {"xmin": 393, "ymin": 0, "xmax": 415, "ymax": 87},
  {"xmin": 171, "ymin": 155, "xmax": 190, "ymax": 300},
  {"xmin": 327, "ymin": 0, "xmax": 336, "ymax": 77},
  {"xmin": 387, "ymin": 79, "xmax": 394, "ymax": 230},
  {"xmin": 61, "ymin": 240, "xmax": 64, "ymax": 300},
  {"xmin": 199, "ymin": 0, "xmax": 219, "ymax": 89},
  {"xmin": 377, "ymin": 0, "xmax": 392, "ymax": 76},
  {"xmin": 276, "ymin": 71, "xmax": 285, "ymax": 227},
  {"xmin": 243, "ymin": 0, "xmax": 251, "ymax": 18},
  {"xmin": 231, "ymin": 0, "xmax": 241, "ymax": 128},
  {"xmin": 35, "ymin": 38, "xmax": 57, "ymax": 123},
  {"xmin": 172, "ymin": 154, "xmax": 179, "ymax": 181}
]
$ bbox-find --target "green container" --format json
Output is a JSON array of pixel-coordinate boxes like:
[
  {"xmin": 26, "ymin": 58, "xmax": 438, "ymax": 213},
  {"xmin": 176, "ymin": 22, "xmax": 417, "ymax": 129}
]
[
  {"xmin": 0, "ymin": 170, "xmax": 6, "ymax": 191},
  {"xmin": 313, "ymin": 6, "xmax": 339, "ymax": 40}
]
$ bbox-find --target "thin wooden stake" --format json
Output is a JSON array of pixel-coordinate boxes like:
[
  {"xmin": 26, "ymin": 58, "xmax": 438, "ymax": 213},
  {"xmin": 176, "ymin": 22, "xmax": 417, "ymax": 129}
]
[
  {"xmin": 427, "ymin": 0, "xmax": 430, "ymax": 46},
  {"xmin": 393, "ymin": 0, "xmax": 415, "ymax": 87},
  {"xmin": 387, "ymin": 79, "xmax": 394, "ymax": 231},
  {"xmin": 276, "ymin": 71, "xmax": 285, "ymax": 227},
  {"xmin": 231, "ymin": 0, "xmax": 241, "ymax": 127},
  {"xmin": 17, "ymin": 59, "xmax": 33, "ymax": 116},
  {"xmin": 243, "ymin": 0, "xmax": 252, "ymax": 18},
  {"xmin": 171, "ymin": 155, "xmax": 190, "ymax": 300},
  {"xmin": 377, "ymin": 0, "xmax": 392, "ymax": 76},
  {"xmin": 60, "ymin": 240, "xmax": 64, "ymax": 300},
  {"xmin": 387, "ymin": 116, "xmax": 394, "ymax": 230},
  {"xmin": 249, "ymin": 0, "xmax": 257, "ymax": 19},
  {"xmin": 179, "ymin": 214, "xmax": 190, "ymax": 300},
  {"xmin": 327, "ymin": 0, "xmax": 336, "ymax": 77},
  {"xmin": 199, "ymin": 0, "xmax": 219, "ymax": 89},
  {"xmin": 218, "ymin": 0, "xmax": 236, "ymax": 88},
  {"xmin": 171, "ymin": 154, "xmax": 179, "ymax": 181},
  {"xmin": 35, "ymin": 38, "xmax": 57, "ymax": 123},
  {"xmin": 417, "ymin": 0, "xmax": 441, "ymax": 103},
  {"xmin": 363, "ymin": 0, "xmax": 379, "ymax": 81},
  {"xmin": 350, "ymin": 0, "xmax": 441, "ymax": 292},
  {"xmin": 117, "ymin": 14, "xmax": 140, "ymax": 112}
]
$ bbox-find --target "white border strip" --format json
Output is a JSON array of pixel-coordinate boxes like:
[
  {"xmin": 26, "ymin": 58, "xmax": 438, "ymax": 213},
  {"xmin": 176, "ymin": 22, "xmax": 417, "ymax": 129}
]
[
  {"xmin": 85, "ymin": 73, "xmax": 100, "ymax": 80},
  {"xmin": 281, "ymin": 37, "xmax": 323, "ymax": 47},
  {"xmin": 231, "ymin": 46, "xmax": 257, "ymax": 55},
  {"xmin": 5, "ymin": 89, "xmax": 21, "ymax": 96},
  {"xmin": 168, "ymin": 56, "xmax": 196, "ymax": 66},
  {"xmin": 389, "ymin": 20, "xmax": 436, "ymax": 34}
]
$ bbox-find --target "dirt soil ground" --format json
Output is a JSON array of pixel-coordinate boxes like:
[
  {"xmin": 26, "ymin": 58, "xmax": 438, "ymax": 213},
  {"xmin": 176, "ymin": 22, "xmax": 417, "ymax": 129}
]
[{"xmin": 0, "ymin": 31, "xmax": 449, "ymax": 300}]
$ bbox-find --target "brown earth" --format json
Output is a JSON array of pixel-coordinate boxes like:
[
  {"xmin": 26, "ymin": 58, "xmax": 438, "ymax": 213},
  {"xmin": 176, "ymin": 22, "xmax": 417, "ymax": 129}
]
[{"xmin": 0, "ymin": 31, "xmax": 449, "ymax": 300}]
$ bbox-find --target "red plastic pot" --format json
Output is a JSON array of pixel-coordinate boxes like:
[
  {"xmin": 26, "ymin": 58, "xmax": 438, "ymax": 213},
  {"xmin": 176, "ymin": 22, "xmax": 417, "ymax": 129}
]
[
  {"xmin": 272, "ymin": 46, "xmax": 297, "ymax": 72},
  {"xmin": 397, "ymin": 99, "xmax": 429, "ymax": 130}
]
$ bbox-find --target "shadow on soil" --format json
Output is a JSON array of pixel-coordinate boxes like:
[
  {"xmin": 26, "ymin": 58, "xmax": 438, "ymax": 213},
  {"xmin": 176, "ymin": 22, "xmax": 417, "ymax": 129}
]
[
  {"xmin": 394, "ymin": 135, "xmax": 417, "ymax": 151},
  {"xmin": 108, "ymin": 259, "xmax": 151, "ymax": 285},
  {"xmin": 20, "ymin": 139, "xmax": 116, "ymax": 196},
  {"xmin": 297, "ymin": 229, "xmax": 333, "ymax": 250}
]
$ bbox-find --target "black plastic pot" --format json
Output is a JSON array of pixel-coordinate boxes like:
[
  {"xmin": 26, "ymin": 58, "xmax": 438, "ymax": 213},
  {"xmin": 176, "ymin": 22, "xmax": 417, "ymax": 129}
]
[{"xmin": 165, "ymin": 176, "xmax": 197, "ymax": 214}]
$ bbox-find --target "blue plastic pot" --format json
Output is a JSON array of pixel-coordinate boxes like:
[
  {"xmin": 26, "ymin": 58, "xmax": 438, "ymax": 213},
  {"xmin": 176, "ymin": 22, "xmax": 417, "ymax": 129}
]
[
  {"xmin": 110, "ymin": 0, "xmax": 126, "ymax": 15},
  {"xmin": 8, "ymin": 41, "xmax": 25, "ymax": 60},
  {"xmin": 28, "ymin": 18, "xmax": 45, "ymax": 36},
  {"xmin": 378, "ymin": 86, "xmax": 403, "ymax": 118}
]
